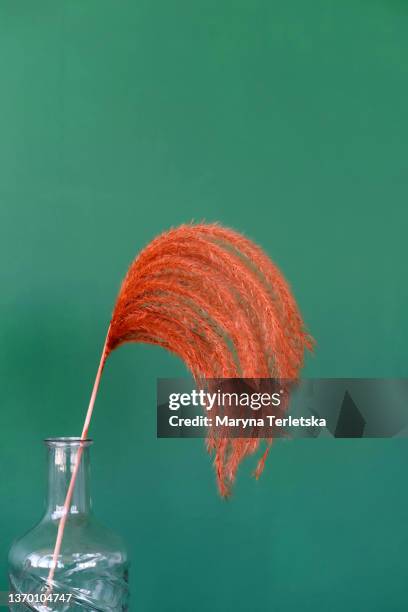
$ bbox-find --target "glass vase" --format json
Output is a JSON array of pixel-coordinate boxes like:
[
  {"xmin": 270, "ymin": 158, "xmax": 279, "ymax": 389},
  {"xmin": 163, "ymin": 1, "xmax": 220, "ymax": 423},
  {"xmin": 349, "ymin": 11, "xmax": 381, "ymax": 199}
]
[{"xmin": 8, "ymin": 438, "xmax": 129, "ymax": 611}]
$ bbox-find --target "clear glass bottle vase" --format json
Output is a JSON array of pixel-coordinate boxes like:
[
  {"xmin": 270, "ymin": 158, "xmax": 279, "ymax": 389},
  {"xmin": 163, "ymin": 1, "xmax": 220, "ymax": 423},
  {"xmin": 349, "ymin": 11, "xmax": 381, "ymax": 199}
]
[{"xmin": 8, "ymin": 438, "xmax": 129, "ymax": 611}]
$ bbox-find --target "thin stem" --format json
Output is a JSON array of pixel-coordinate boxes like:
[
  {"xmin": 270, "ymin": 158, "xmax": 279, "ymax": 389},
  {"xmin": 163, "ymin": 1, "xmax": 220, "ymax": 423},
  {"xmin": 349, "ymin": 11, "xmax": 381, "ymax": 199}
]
[{"xmin": 46, "ymin": 327, "xmax": 110, "ymax": 590}]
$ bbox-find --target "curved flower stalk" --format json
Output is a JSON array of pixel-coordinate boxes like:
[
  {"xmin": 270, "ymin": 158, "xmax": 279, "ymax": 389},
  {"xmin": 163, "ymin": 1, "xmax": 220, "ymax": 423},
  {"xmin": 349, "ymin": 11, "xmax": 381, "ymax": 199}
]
[{"xmin": 47, "ymin": 223, "xmax": 312, "ymax": 587}]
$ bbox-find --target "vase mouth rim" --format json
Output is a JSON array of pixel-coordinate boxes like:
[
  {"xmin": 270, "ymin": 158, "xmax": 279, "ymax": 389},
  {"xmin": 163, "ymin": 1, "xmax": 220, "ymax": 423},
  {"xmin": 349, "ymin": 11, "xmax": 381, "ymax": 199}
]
[{"xmin": 44, "ymin": 437, "xmax": 93, "ymax": 447}]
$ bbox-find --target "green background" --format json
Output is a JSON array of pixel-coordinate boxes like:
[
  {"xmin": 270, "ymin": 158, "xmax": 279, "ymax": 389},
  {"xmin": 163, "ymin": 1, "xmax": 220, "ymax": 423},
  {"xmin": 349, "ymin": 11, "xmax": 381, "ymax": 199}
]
[{"xmin": 1, "ymin": 1, "xmax": 407, "ymax": 610}]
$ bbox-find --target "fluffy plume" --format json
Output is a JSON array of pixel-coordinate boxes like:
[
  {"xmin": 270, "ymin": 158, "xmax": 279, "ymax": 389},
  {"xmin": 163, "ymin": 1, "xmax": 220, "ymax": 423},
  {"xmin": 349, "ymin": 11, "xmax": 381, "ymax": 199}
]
[
  {"xmin": 47, "ymin": 222, "xmax": 312, "ymax": 587},
  {"xmin": 106, "ymin": 223, "xmax": 312, "ymax": 495}
]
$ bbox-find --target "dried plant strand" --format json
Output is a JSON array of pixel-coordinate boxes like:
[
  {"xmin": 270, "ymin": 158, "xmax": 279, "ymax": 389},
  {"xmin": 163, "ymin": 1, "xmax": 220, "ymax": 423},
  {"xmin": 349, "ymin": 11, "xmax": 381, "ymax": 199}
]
[
  {"xmin": 107, "ymin": 223, "xmax": 312, "ymax": 489},
  {"xmin": 47, "ymin": 222, "xmax": 312, "ymax": 588}
]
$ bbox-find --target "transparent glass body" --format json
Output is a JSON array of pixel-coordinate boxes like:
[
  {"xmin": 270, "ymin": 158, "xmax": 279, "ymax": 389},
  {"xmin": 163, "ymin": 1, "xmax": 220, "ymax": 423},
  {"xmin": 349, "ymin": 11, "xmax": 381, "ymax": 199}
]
[{"xmin": 8, "ymin": 438, "xmax": 129, "ymax": 611}]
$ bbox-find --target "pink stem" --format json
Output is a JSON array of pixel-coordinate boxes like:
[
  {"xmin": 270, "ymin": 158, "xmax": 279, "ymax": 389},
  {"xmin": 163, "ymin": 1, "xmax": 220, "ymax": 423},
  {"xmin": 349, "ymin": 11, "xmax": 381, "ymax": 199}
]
[{"xmin": 46, "ymin": 327, "xmax": 110, "ymax": 590}]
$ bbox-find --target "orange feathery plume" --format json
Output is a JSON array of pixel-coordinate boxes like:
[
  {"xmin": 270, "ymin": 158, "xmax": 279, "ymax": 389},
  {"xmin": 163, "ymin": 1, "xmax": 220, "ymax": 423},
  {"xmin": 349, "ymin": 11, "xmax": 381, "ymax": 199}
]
[
  {"xmin": 47, "ymin": 223, "xmax": 312, "ymax": 587},
  {"xmin": 107, "ymin": 223, "xmax": 312, "ymax": 494}
]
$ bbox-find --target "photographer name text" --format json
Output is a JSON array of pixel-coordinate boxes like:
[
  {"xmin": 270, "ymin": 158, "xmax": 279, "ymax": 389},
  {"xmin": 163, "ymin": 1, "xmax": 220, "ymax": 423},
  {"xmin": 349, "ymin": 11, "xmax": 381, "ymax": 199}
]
[{"xmin": 168, "ymin": 415, "xmax": 326, "ymax": 429}]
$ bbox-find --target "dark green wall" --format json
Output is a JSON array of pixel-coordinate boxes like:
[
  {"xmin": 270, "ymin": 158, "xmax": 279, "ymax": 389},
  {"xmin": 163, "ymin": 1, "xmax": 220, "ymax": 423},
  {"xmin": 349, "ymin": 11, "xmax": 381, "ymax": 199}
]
[{"xmin": 1, "ymin": 1, "xmax": 407, "ymax": 610}]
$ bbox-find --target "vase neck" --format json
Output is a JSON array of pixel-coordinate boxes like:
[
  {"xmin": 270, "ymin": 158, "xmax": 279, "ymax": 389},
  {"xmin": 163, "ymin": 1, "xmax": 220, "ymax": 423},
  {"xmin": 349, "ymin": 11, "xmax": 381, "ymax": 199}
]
[{"xmin": 44, "ymin": 438, "xmax": 92, "ymax": 520}]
